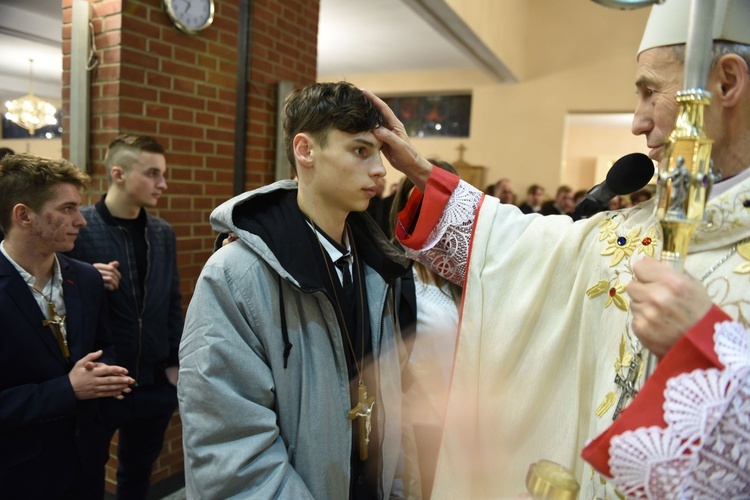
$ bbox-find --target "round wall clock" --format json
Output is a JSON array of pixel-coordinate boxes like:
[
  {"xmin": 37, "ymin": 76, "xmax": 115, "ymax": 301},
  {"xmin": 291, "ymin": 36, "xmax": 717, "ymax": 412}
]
[{"xmin": 163, "ymin": 0, "xmax": 215, "ymax": 35}]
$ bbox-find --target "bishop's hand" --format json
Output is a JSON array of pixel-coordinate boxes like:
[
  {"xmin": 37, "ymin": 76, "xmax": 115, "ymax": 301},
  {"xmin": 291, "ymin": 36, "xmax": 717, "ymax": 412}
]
[
  {"xmin": 362, "ymin": 88, "xmax": 433, "ymax": 191},
  {"xmin": 627, "ymin": 257, "xmax": 713, "ymax": 358}
]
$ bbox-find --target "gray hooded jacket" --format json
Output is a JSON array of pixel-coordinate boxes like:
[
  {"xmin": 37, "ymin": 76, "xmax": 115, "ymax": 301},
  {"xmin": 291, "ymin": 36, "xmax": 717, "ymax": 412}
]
[{"xmin": 178, "ymin": 181, "xmax": 420, "ymax": 499}]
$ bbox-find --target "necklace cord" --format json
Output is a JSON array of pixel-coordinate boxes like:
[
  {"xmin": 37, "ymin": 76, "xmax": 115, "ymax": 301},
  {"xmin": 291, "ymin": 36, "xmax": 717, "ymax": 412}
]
[{"xmin": 310, "ymin": 220, "xmax": 366, "ymax": 382}]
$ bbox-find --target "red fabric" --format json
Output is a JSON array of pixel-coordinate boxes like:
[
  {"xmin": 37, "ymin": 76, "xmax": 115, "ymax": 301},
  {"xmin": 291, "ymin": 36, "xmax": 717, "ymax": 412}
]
[
  {"xmin": 581, "ymin": 305, "xmax": 730, "ymax": 477},
  {"xmin": 396, "ymin": 167, "xmax": 461, "ymax": 249}
]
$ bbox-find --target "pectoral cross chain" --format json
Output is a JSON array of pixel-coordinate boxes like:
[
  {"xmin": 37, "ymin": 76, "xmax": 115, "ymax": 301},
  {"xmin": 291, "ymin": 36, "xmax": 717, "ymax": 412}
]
[
  {"xmin": 42, "ymin": 302, "xmax": 70, "ymax": 359},
  {"xmin": 612, "ymin": 356, "xmax": 641, "ymax": 421},
  {"xmin": 348, "ymin": 383, "xmax": 375, "ymax": 460}
]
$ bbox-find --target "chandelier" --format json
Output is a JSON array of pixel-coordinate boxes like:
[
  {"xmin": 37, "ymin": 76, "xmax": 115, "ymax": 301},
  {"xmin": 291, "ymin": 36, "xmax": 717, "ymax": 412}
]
[{"xmin": 4, "ymin": 59, "xmax": 58, "ymax": 135}]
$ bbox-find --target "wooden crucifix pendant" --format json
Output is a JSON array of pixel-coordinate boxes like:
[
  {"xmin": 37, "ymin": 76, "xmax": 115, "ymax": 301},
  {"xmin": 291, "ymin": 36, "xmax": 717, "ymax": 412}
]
[
  {"xmin": 348, "ymin": 383, "xmax": 376, "ymax": 460},
  {"xmin": 612, "ymin": 355, "xmax": 641, "ymax": 421},
  {"xmin": 42, "ymin": 302, "xmax": 70, "ymax": 359}
]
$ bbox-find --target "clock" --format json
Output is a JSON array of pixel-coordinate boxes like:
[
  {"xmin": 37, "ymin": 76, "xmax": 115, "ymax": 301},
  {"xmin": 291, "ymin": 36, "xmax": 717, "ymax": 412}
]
[{"xmin": 163, "ymin": 0, "xmax": 215, "ymax": 35}]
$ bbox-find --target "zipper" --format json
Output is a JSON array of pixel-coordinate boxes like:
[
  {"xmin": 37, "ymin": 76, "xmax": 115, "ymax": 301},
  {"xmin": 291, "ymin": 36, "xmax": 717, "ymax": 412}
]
[{"xmin": 119, "ymin": 225, "xmax": 147, "ymax": 385}]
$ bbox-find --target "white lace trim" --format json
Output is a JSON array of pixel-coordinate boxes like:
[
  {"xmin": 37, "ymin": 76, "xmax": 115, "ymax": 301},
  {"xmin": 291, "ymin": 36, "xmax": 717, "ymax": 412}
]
[
  {"xmin": 403, "ymin": 180, "xmax": 481, "ymax": 286},
  {"xmin": 608, "ymin": 321, "xmax": 750, "ymax": 499}
]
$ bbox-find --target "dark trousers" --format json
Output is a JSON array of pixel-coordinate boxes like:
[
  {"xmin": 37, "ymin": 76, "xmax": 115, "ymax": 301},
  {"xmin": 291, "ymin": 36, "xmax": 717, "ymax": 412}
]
[
  {"xmin": 100, "ymin": 381, "xmax": 178, "ymax": 500},
  {"xmin": 1, "ymin": 451, "xmax": 105, "ymax": 500}
]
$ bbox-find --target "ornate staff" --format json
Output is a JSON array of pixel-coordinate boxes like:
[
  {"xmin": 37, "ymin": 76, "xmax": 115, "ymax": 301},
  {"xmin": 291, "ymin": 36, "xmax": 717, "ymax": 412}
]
[{"xmin": 655, "ymin": 0, "xmax": 720, "ymax": 269}]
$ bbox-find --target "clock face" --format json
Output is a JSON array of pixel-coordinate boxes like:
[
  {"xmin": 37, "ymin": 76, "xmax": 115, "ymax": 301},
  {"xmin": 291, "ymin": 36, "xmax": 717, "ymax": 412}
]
[{"xmin": 164, "ymin": 0, "xmax": 214, "ymax": 34}]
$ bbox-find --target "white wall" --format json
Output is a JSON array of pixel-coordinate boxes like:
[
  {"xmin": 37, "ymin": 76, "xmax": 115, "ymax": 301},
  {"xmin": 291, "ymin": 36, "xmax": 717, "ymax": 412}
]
[{"xmin": 321, "ymin": 0, "xmax": 651, "ymax": 199}]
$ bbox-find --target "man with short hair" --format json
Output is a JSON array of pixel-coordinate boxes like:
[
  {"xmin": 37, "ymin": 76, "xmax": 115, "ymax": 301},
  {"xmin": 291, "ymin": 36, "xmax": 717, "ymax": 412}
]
[
  {"xmin": 363, "ymin": 0, "xmax": 750, "ymax": 495},
  {"xmin": 518, "ymin": 184, "xmax": 545, "ymax": 214},
  {"xmin": 495, "ymin": 178, "xmax": 515, "ymax": 205},
  {"xmin": 0, "ymin": 154, "xmax": 133, "ymax": 499},
  {"xmin": 540, "ymin": 184, "xmax": 574, "ymax": 215},
  {"xmin": 67, "ymin": 135, "xmax": 183, "ymax": 499},
  {"xmin": 178, "ymin": 81, "xmax": 419, "ymax": 498}
]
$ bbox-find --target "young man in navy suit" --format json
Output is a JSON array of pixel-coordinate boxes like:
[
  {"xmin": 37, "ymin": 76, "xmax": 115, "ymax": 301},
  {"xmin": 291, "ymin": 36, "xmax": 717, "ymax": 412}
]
[{"xmin": 0, "ymin": 154, "xmax": 133, "ymax": 499}]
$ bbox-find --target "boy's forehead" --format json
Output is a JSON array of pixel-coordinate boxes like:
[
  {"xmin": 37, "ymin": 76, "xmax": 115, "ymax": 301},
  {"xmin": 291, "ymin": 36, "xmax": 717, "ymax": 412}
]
[
  {"xmin": 45, "ymin": 182, "xmax": 83, "ymax": 207},
  {"xmin": 332, "ymin": 128, "xmax": 381, "ymax": 147}
]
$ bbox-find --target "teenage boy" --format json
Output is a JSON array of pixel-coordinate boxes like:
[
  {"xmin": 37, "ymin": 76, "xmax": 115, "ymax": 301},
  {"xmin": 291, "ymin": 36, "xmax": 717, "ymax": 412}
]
[
  {"xmin": 179, "ymin": 82, "xmax": 419, "ymax": 499},
  {"xmin": 67, "ymin": 135, "xmax": 183, "ymax": 499},
  {"xmin": 0, "ymin": 154, "xmax": 132, "ymax": 499}
]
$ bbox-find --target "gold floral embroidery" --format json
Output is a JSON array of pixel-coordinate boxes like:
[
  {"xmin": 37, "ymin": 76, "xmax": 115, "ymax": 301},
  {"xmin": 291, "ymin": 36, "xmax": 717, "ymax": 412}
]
[
  {"xmin": 636, "ymin": 226, "xmax": 658, "ymax": 257},
  {"xmin": 614, "ymin": 333, "xmax": 633, "ymax": 371},
  {"xmin": 606, "ymin": 279, "xmax": 628, "ymax": 310},
  {"xmin": 586, "ymin": 279, "xmax": 629, "ymax": 311},
  {"xmin": 586, "ymin": 280, "xmax": 610, "ymax": 299},
  {"xmin": 602, "ymin": 227, "xmax": 642, "ymax": 266},
  {"xmin": 734, "ymin": 240, "xmax": 750, "ymax": 274},
  {"xmin": 596, "ymin": 392, "xmax": 617, "ymax": 418},
  {"xmin": 598, "ymin": 217, "xmax": 620, "ymax": 242}
]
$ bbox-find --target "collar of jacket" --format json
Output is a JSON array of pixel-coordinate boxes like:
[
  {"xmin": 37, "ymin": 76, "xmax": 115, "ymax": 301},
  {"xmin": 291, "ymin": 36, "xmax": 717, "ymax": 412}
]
[
  {"xmin": 231, "ymin": 187, "xmax": 411, "ymax": 292},
  {"xmin": 94, "ymin": 195, "xmax": 148, "ymax": 226}
]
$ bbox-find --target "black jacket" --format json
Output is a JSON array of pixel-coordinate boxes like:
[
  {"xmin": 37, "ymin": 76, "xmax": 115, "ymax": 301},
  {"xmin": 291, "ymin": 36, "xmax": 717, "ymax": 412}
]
[
  {"xmin": 67, "ymin": 198, "xmax": 183, "ymax": 385},
  {"xmin": 0, "ymin": 252, "xmax": 113, "ymax": 496}
]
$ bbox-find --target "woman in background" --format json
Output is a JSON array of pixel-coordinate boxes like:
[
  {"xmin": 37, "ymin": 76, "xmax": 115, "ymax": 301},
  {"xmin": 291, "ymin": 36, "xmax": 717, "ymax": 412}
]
[{"xmin": 390, "ymin": 161, "xmax": 462, "ymax": 498}]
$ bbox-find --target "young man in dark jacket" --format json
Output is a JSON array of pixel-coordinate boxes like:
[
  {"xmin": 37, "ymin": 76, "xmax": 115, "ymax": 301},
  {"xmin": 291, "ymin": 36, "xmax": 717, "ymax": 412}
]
[
  {"xmin": 67, "ymin": 135, "xmax": 183, "ymax": 499},
  {"xmin": 0, "ymin": 154, "xmax": 133, "ymax": 499}
]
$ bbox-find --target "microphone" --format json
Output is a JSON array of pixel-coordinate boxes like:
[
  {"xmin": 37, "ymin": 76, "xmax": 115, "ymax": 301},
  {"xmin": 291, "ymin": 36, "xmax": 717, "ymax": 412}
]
[{"xmin": 574, "ymin": 153, "xmax": 654, "ymax": 217}]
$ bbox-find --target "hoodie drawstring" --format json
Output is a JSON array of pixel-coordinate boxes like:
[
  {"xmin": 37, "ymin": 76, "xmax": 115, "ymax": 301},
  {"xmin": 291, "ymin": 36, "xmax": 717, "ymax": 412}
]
[{"xmin": 278, "ymin": 274, "xmax": 293, "ymax": 368}]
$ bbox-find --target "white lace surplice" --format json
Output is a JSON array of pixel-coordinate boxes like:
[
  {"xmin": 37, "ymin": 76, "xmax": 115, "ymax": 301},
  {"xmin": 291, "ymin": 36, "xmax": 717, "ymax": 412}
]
[
  {"xmin": 401, "ymin": 181, "xmax": 480, "ymax": 286},
  {"xmin": 609, "ymin": 321, "xmax": 750, "ymax": 499}
]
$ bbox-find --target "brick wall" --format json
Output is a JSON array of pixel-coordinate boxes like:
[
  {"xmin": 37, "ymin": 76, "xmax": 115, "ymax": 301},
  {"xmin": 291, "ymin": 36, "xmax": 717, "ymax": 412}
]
[{"xmin": 61, "ymin": 0, "xmax": 319, "ymax": 492}]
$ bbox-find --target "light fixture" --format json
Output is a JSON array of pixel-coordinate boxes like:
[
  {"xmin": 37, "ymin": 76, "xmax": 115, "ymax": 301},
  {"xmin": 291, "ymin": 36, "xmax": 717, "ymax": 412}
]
[
  {"xmin": 4, "ymin": 59, "xmax": 58, "ymax": 135},
  {"xmin": 591, "ymin": 0, "xmax": 664, "ymax": 9}
]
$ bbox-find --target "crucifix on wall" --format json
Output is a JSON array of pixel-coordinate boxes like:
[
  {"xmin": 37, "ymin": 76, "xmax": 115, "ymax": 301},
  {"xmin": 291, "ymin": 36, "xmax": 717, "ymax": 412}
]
[{"xmin": 452, "ymin": 143, "xmax": 485, "ymax": 189}]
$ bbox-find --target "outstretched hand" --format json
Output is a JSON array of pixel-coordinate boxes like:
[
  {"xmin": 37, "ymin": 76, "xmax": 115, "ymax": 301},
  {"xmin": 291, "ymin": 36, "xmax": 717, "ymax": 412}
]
[
  {"xmin": 627, "ymin": 257, "xmax": 713, "ymax": 358},
  {"xmin": 69, "ymin": 350, "xmax": 134, "ymax": 400},
  {"xmin": 361, "ymin": 89, "xmax": 433, "ymax": 191}
]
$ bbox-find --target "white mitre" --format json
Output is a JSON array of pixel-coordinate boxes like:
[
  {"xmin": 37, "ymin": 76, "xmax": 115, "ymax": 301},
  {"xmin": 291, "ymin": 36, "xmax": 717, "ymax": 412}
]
[{"xmin": 638, "ymin": 0, "xmax": 750, "ymax": 55}]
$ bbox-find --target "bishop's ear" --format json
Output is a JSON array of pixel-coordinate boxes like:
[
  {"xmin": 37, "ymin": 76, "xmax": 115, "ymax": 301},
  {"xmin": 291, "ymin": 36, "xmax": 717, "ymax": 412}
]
[
  {"xmin": 714, "ymin": 53, "xmax": 749, "ymax": 107},
  {"xmin": 293, "ymin": 133, "xmax": 315, "ymax": 170}
]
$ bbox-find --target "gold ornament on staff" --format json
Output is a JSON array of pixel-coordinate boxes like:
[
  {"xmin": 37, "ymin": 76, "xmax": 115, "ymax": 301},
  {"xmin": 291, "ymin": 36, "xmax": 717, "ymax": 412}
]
[{"xmin": 655, "ymin": 0, "xmax": 721, "ymax": 270}]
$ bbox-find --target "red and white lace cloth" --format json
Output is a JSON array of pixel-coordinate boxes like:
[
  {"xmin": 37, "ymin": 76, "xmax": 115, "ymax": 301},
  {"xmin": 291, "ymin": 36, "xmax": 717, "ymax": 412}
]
[
  {"xmin": 583, "ymin": 309, "xmax": 750, "ymax": 499},
  {"xmin": 396, "ymin": 179, "xmax": 481, "ymax": 286}
]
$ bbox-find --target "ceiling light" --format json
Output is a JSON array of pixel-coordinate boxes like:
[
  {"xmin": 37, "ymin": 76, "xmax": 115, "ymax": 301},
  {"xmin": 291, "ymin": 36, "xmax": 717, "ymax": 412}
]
[{"xmin": 4, "ymin": 59, "xmax": 58, "ymax": 135}]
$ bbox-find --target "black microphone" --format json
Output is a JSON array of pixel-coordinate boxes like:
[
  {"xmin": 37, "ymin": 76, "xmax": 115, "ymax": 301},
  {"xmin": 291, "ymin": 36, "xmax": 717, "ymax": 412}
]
[{"xmin": 574, "ymin": 153, "xmax": 654, "ymax": 217}]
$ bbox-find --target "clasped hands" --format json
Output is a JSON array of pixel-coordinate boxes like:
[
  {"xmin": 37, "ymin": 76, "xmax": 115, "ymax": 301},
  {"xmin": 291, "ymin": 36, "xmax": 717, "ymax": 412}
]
[{"xmin": 69, "ymin": 350, "xmax": 134, "ymax": 401}]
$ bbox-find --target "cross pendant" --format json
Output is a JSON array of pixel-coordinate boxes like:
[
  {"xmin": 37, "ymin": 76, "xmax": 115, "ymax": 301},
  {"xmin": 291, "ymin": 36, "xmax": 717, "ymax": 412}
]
[
  {"xmin": 42, "ymin": 302, "xmax": 70, "ymax": 359},
  {"xmin": 612, "ymin": 355, "xmax": 641, "ymax": 421},
  {"xmin": 348, "ymin": 383, "xmax": 376, "ymax": 460}
]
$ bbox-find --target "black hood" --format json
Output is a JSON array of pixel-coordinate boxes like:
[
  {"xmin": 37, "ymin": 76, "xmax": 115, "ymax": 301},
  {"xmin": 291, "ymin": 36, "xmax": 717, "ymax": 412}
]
[{"xmin": 231, "ymin": 188, "xmax": 411, "ymax": 291}]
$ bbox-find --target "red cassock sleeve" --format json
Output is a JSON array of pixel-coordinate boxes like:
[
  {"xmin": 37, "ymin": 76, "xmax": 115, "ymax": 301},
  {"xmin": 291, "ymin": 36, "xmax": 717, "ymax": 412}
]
[
  {"xmin": 581, "ymin": 304, "xmax": 731, "ymax": 477},
  {"xmin": 396, "ymin": 167, "xmax": 461, "ymax": 249}
]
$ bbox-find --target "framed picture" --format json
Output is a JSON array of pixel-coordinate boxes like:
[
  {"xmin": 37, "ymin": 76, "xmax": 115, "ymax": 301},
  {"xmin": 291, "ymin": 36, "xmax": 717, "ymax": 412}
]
[{"xmin": 382, "ymin": 94, "xmax": 471, "ymax": 138}]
